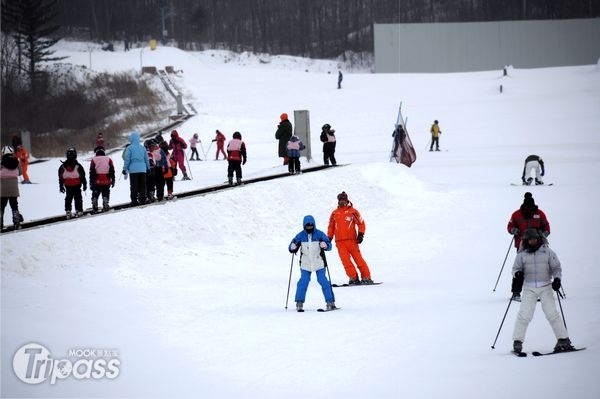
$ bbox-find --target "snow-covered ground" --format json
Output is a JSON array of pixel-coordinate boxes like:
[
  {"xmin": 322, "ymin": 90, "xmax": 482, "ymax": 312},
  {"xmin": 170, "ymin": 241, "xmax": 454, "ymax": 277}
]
[{"xmin": 1, "ymin": 41, "xmax": 600, "ymax": 398}]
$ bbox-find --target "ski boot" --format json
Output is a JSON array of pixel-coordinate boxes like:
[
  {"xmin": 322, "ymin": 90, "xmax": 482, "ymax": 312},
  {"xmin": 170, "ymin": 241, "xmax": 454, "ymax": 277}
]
[
  {"xmin": 361, "ymin": 278, "xmax": 374, "ymax": 285},
  {"xmin": 182, "ymin": 173, "xmax": 191, "ymax": 181},
  {"xmin": 526, "ymin": 177, "xmax": 533, "ymax": 185},
  {"xmin": 236, "ymin": 178, "xmax": 243, "ymax": 186},
  {"xmin": 12, "ymin": 210, "xmax": 22, "ymax": 229},
  {"xmin": 512, "ymin": 293, "xmax": 521, "ymax": 302},
  {"xmin": 75, "ymin": 211, "xmax": 84, "ymax": 218},
  {"xmin": 92, "ymin": 197, "xmax": 99, "ymax": 213},
  {"xmin": 102, "ymin": 197, "xmax": 110, "ymax": 212},
  {"xmin": 167, "ymin": 192, "xmax": 174, "ymax": 200},
  {"xmin": 348, "ymin": 277, "xmax": 360, "ymax": 285},
  {"xmin": 554, "ymin": 338, "xmax": 574, "ymax": 352},
  {"xmin": 65, "ymin": 211, "xmax": 72, "ymax": 219},
  {"xmin": 296, "ymin": 301, "xmax": 304, "ymax": 311},
  {"xmin": 326, "ymin": 302, "xmax": 337, "ymax": 311},
  {"xmin": 228, "ymin": 178, "xmax": 234, "ymax": 187},
  {"xmin": 513, "ymin": 340, "xmax": 523, "ymax": 354},
  {"xmin": 535, "ymin": 178, "xmax": 544, "ymax": 185}
]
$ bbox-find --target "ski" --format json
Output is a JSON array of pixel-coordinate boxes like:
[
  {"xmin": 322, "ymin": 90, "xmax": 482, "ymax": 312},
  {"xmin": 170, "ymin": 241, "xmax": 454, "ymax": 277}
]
[
  {"xmin": 332, "ymin": 282, "xmax": 383, "ymax": 287},
  {"xmin": 531, "ymin": 347, "xmax": 586, "ymax": 357},
  {"xmin": 317, "ymin": 307, "xmax": 341, "ymax": 312},
  {"xmin": 512, "ymin": 351, "xmax": 527, "ymax": 357},
  {"xmin": 511, "ymin": 183, "xmax": 554, "ymax": 186}
]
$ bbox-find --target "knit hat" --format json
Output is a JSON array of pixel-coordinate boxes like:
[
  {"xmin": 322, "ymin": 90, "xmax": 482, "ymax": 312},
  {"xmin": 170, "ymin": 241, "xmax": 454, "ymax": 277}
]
[
  {"xmin": 280, "ymin": 113, "xmax": 288, "ymax": 121},
  {"xmin": 337, "ymin": 191, "xmax": 348, "ymax": 201},
  {"xmin": 522, "ymin": 192, "xmax": 536, "ymax": 208},
  {"xmin": 233, "ymin": 131, "xmax": 242, "ymax": 139}
]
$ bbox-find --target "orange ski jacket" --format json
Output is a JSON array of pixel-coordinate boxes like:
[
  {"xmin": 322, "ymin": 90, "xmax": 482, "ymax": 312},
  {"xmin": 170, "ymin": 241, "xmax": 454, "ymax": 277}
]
[{"xmin": 327, "ymin": 204, "xmax": 365, "ymax": 242}]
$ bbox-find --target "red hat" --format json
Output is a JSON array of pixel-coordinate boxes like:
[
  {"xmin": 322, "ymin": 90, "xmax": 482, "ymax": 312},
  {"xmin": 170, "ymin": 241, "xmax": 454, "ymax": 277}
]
[{"xmin": 280, "ymin": 113, "xmax": 288, "ymax": 121}]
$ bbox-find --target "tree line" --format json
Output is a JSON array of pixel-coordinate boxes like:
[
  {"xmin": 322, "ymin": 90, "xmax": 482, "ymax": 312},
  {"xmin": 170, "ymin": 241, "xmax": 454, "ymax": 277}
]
[{"xmin": 53, "ymin": 0, "xmax": 598, "ymax": 58}]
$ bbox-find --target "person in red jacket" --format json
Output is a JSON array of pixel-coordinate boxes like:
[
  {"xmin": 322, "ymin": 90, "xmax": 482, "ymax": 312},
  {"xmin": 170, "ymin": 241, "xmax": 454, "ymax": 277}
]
[
  {"xmin": 507, "ymin": 192, "xmax": 550, "ymax": 251},
  {"xmin": 327, "ymin": 191, "xmax": 373, "ymax": 285},
  {"xmin": 168, "ymin": 130, "xmax": 190, "ymax": 180},
  {"xmin": 89, "ymin": 146, "xmax": 115, "ymax": 213},
  {"xmin": 212, "ymin": 130, "xmax": 227, "ymax": 160},
  {"xmin": 58, "ymin": 147, "xmax": 87, "ymax": 218}
]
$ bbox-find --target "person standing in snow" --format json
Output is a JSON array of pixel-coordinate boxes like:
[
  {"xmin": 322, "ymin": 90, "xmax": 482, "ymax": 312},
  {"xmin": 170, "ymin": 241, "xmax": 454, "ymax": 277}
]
[
  {"xmin": 89, "ymin": 146, "xmax": 115, "ymax": 213},
  {"xmin": 15, "ymin": 144, "xmax": 30, "ymax": 184},
  {"xmin": 275, "ymin": 113, "xmax": 293, "ymax": 165},
  {"xmin": 327, "ymin": 191, "xmax": 373, "ymax": 285},
  {"xmin": 286, "ymin": 135, "xmax": 305, "ymax": 175},
  {"xmin": 320, "ymin": 123, "xmax": 337, "ymax": 166},
  {"xmin": 169, "ymin": 130, "xmax": 190, "ymax": 180},
  {"xmin": 212, "ymin": 130, "xmax": 227, "ymax": 160},
  {"xmin": 429, "ymin": 120, "xmax": 442, "ymax": 151},
  {"xmin": 226, "ymin": 131, "xmax": 247, "ymax": 186},
  {"xmin": 0, "ymin": 150, "xmax": 23, "ymax": 229},
  {"xmin": 58, "ymin": 147, "xmax": 87, "ymax": 218},
  {"xmin": 122, "ymin": 131, "xmax": 150, "ymax": 206},
  {"xmin": 189, "ymin": 133, "xmax": 202, "ymax": 161},
  {"xmin": 510, "ymin": 228, "xmax": 575, "ymax": 354},
  {"xmin": 521, "ymin": 154, "xmax": 545, "ymax": 185},
  {"xmin": 289, "ymin": 215, "xmax": 336, "ymax": 311},
  {"xmin": 338, "ymin": 70, "xmax": 343, "ymax": 89},
  {"xmin": 159, "ymin": 141, "xmax": 176, "ymax": 200}
]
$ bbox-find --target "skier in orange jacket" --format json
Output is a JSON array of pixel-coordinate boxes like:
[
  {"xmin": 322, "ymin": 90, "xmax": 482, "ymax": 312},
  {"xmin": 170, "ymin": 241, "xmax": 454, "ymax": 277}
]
[
  {"xmin": 327, "ymin": 191, "xmax": 373, "ymax": 285},
  {"xmin": 15, "ymin": 145, "xmax": 30, "ymax": 183}
]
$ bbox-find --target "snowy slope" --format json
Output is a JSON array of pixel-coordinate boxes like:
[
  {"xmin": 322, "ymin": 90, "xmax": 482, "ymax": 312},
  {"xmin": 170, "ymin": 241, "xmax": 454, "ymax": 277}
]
[{"xmin": 1, "ymin": 42, "xmax": 600, "ymax": 398}]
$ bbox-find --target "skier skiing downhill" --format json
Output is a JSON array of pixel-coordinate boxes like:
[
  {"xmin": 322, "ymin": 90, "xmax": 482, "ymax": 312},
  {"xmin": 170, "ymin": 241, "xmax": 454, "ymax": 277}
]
[
  {"xmin": 521, "ymin": 154, "xmax": 545, "ymax": 185},
  {"xmin": 327, "ymin": 191, "xmax": 374, "ymax": 285},
  {"xmin": 289, "ymin": 215, "xmax": 336, "ymax": 311},
  {"xmin": 507, "ymin": 192, "xmax": 550, "ymax": 251}
]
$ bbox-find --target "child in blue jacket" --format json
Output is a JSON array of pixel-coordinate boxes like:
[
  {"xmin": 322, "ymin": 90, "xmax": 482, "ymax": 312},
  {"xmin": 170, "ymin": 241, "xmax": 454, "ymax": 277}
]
[{"xmin": 288, "ymin": 215, "xmax": 336, "ymax": 311}]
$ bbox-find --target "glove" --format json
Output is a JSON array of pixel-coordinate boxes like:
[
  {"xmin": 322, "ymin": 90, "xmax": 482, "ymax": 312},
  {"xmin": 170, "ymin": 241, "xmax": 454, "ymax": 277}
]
[
  {"xmin": 59, "ymin": 185, "xmax": 65, "ymax": 193},
  {"xmin": 319, "ymin": 241, "xmax": 328, "ymax": 249},
  {"xmin": 122, "ymin": 170, "xmax": 127, "ymax": 175},
  {"xmin": 289, "ymin": 242, "xmax": 299, "ymax": 253},
  {"xmin": 511, "ymin": 271, "xmax": 524, "ymax": 295},
  {"xmin": 511, "ymin": 227, "xmax": 519, "ymax": 236},
  {"xmin": 357, "ymin": 232, "xmax": 364, "ymax": 244},
  {"xmin": 82, "ymin": 183, "xmax": 87, "ymax": 191},
  {"xmin": 111, "ymin": 179, "xmax": 115, "ymax": 188},
  {"xmin": 542, "ymin": 231, "xmax": 549, "ymax": 238},
  {"xmin": 521, "ymin": 177, "xmax": 526, "ymax": 183},
  {"xmin": 242, "ymin": 159, "xmax": 246, "ymax": 165},
  {"xmin": 552, "ymin": 278, "xmax": 561, "ymax": 291}
]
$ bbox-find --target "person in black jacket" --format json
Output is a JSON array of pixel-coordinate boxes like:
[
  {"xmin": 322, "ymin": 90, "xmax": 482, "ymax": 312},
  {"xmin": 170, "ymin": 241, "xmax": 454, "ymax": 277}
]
[
  {"xmin": 275, "ymin": 113, "xmax": 293, "ymax": 165},
  {"xmin": 320, "ymin": 124, "xmax": 337, "ymax": 166}
]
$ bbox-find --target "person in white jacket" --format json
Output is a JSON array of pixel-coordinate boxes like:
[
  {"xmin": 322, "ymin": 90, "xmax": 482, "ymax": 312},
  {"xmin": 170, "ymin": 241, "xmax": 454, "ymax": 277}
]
[
  {"xmin": 511, "ymin": 228, "xmax": 574, "ymax": 354},
  {"xmin": 288, "ymin": 215, "xmax": 335, "ymax": 311}
]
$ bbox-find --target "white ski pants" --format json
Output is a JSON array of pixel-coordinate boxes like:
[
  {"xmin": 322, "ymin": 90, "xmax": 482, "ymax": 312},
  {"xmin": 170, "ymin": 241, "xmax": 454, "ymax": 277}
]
[
  {"xmin": 512, "ymin": 285, "xmax": 568, "ymax": 342},
  {"xmin": 524, "ymin": 161, "xmax": 542, "ymax": 181}
]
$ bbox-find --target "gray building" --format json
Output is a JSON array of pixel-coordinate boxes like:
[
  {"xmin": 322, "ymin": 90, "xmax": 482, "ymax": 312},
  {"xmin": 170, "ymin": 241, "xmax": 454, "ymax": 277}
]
[{"xmin": 374, "ymin": 18, "xmax": 600, "ymax": 73}]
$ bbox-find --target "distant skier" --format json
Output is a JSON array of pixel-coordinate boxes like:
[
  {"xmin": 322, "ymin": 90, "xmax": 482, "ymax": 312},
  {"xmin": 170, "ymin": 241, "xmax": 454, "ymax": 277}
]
[
  {"xmin": 288, "ymin": 215, "xmax": 336, "ymax": 311},
  {"xmin": 328, "ymin": 191, "xmax": 373, "ymax": 285},
  {"xmin": 320, "ymin": 124, "xmax": 337, "ymax": 166},
  {"xmin": 0, "ymin": 150, "xmax": 23, "ymax": 229},
  {"xmin": 275, "ymin": 113, "xmax": 293, "ymax": 165},
  {"xmin": 429, "ymin": 120, "xmax": 442, "ymax": 151},
  {"xmin": 89, "ymin": 146, "xmax": 115, "ymax": 213},
  {"xmin": 338, "ymin": 70, "xmax": 343, "ymax": 89},
  {"xmin": 226, "ymin": 131, "xmax": 247, "ymax": 186},
  {"xmin": 510, "ymin": 228, "xmax": 575, "ymax": 354},
  {"xmin": 521, "ymin": 154, "xmax": 545, "ymax": 185},
  {"xmin": 212, "ymin": 130, "xmax": 227, "ymax": 160},
  {"xmin": 58, "ymin": 147, "xmax": 87, "ymax": 218},
  {"xmin": 189, "ymin": 133, "xmax": 202, "ymax": 161},
  {"xmin": 15, "ymin": 144, "xmax": 30, "ymax": 184},
  {"xmin": 286, "ymin": 135, "xmax": 305, "ymax": 175}
]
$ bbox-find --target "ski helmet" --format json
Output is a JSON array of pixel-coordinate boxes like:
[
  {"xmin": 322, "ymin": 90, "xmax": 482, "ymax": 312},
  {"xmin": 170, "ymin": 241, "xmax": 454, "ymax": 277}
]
[
  {"xmin": 233, "ymin": 131, "xmax": 242, "ymax": 139},
  {"xmin": 434, "ymin": 120, "xmax": 439, "ymax": 124},
  {"xmin": 66, "ymin": 147, "xmax": 77, "ymax": 160},
  {"xmin": 322, "ymin": 123, "xmax": 331, "ymax": 131},
  {"xmin": 94, "ymin": 146, "xmax": 105, "ymax": 156}
]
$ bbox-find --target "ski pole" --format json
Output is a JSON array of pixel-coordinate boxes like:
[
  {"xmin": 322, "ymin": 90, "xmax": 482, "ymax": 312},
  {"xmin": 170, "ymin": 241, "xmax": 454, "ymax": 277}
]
[
  {"xmin": 184, "ymin": 153, "xmax": 193, "ymax": 179},
  {"xmin": 491, "ymin": 295, "xmax": 515, "ymax": 349},
  {"xmin": 285, "ymin": 252, "xmax": 295, "ymax": 309},
  {"xmin": 425, "ymin": 138, "xmax": 431, "ymax": 151},
  {"xmin": 556, "ymin": 290, "xmax": 568, "ymax": 332},
  {"xmin": 205, "ymin": 141, "xmax": 213, "ymax": 160},
  {"xmin": 321, "ymin": 249, "xmax": 335, "ymax": 302},
  {"xmin": 199, "ymin": 141, "xmax": 206, "ymax": 160},
  {"xmin": 493, "ymin": 236, "xmax": 515, "ymax": 292}
]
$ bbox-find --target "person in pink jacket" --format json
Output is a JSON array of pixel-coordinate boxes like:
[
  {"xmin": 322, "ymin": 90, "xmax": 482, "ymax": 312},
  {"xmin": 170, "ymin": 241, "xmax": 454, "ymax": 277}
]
[
  {"xmin": 0, "ymin": 150, "xmax": 23, "ymax": 229},
  {"xmin": 168, "ymin": 130, "xmax": 190, "ymax": 180}
]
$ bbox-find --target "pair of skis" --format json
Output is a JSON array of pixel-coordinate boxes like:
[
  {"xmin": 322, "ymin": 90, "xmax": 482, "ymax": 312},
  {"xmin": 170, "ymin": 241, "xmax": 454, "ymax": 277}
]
[{"xmin": 512, "ymin": 347, "xmax": 586, "ymax": 357}]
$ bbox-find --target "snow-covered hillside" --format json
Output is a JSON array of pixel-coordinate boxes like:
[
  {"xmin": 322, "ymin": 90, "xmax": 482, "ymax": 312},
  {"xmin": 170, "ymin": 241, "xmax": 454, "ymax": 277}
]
[{"xmin": 1, "ymin": 41, "xmax": 600, "ymax": 398}]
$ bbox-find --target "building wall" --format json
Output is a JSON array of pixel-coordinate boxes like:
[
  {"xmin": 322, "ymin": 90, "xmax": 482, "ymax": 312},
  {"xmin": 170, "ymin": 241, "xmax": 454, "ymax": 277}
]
[{"xmin": 375, "ymin": 18, "xmax": 600, "ymax": 73}]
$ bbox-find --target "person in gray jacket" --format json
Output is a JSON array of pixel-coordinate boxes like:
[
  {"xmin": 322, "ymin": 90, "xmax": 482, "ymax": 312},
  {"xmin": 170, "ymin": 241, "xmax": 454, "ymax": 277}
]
[{"xmin": 510, "ymin": 228, "xmax": 574, "ymax": 354}]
